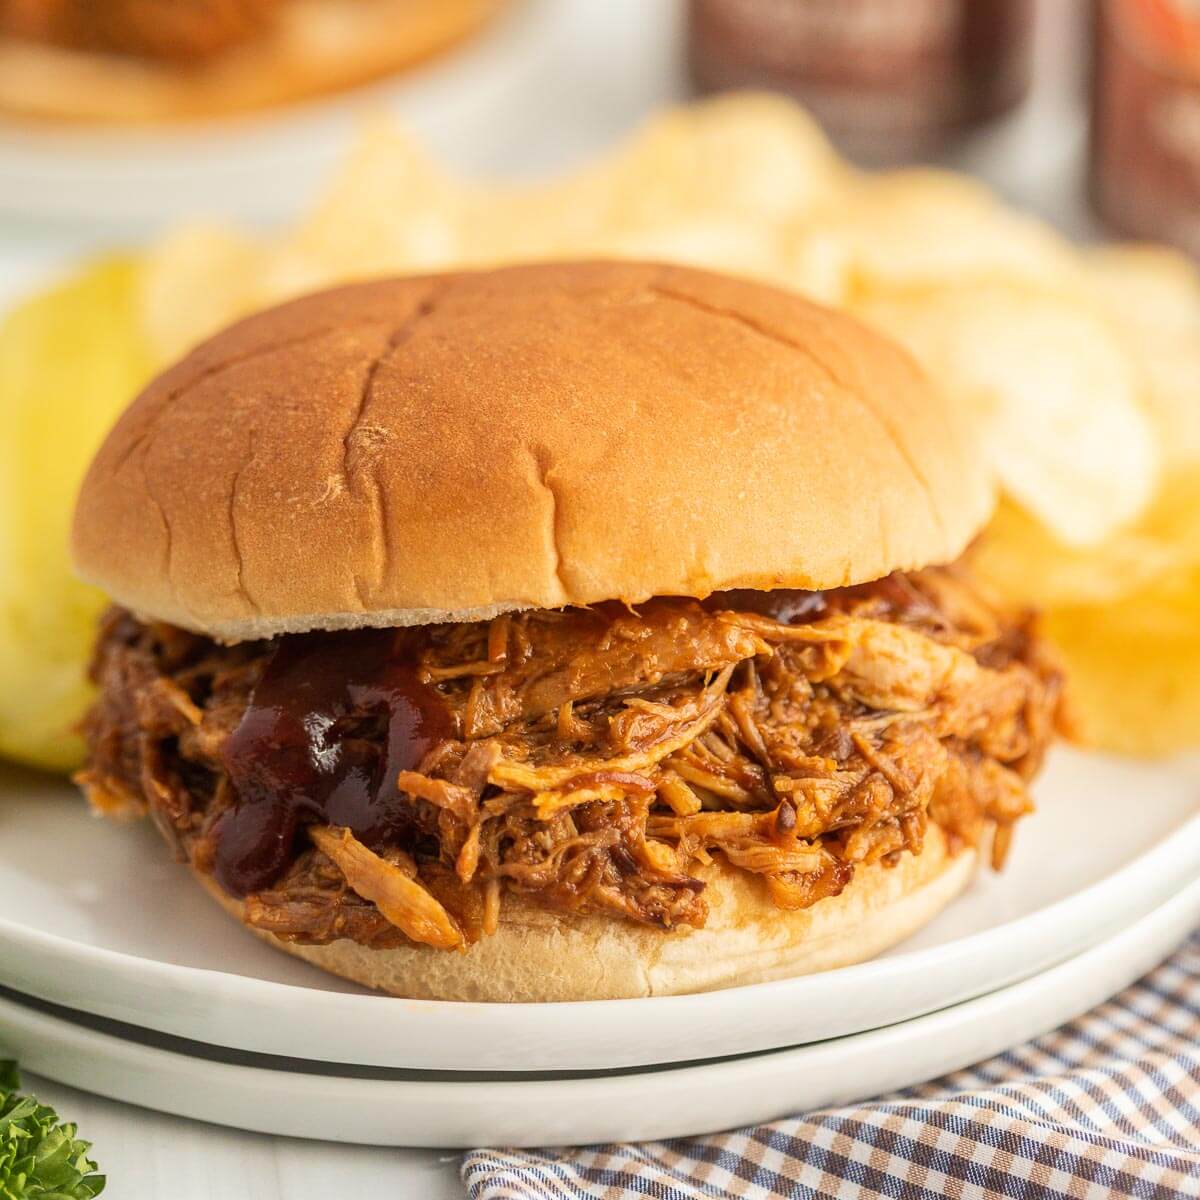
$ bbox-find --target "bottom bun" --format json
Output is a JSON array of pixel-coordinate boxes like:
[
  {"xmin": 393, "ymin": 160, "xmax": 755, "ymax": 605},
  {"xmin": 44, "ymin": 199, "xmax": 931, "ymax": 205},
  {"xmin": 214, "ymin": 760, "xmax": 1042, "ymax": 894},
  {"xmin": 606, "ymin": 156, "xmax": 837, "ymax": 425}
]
[{"xmin": 197, "ymin": 823, "xmax": 979, "ymax": 1001}]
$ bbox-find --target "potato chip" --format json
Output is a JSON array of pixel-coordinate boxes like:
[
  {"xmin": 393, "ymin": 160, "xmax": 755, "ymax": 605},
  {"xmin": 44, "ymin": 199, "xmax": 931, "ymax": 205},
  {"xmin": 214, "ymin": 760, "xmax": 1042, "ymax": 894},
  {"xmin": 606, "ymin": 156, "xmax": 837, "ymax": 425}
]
[
  {"xmin": 140, "ymin": 222, "xmax": 267, "ymax": 364},
  {"xmin": 855, "ymin": 282, "xmax": 1159, "ymax": 547},
  {"xmin": 1042, "ymin": 571, "xmax": 1200, "ymax": 757},
  {"xmin": 574, "ymin": 92, "xmax": 846, "ymax": 230},
  {"xmin": 1085, "ymin": 245, "xmax": 1200, "ymax": 472},
  {"xmin": 1087, "ymin": 244, "xmax": 1200, "ymax": 341},
  {"xmin": 0, "ymin": 259, "xmax": 153, "ymax": 770},
  {"xmin": 974, "ymin": 501, "xmax": 1178, "ymax": 608},
  {"xmin": 977, "ymin": 468, "xmax": 1200, "ymax": 600},
  {"xmin": 458, "ymin": 93, "xmax": 846, "ymax": 271},
  {"xmin": 285, "ymin": 117, "xmax": 467, "ymax": 280},
  {"xmin": 785, "ymin": 168, "xmax": 1081, "ymax": 305},
  {"xmin": 978, "ymin": 473, "xmax": 1200, "ymax": 756}
]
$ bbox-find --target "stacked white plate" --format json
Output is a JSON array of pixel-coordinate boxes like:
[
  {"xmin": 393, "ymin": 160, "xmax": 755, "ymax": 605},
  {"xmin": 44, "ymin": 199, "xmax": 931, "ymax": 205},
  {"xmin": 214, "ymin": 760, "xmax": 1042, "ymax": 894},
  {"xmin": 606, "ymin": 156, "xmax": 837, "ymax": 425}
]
[{"xmin": 1, "ymin": 746, "xmax": 1198, "ymax": 1147}]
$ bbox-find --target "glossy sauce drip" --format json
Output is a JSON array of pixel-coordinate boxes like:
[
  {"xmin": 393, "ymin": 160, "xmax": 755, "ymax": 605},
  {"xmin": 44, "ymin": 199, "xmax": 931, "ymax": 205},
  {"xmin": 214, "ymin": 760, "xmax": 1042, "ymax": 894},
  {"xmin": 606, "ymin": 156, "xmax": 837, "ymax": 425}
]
[
  {"xmin": 215, "ymin": 629, "xmax": 452, "ymax": 897},
  {"xmin": 705, "ymin": 573, "xmax": 942, "ymax": 627},
  {"xmin": 703, "ymin": 588, "xmax": 830, "ymax": 624}
]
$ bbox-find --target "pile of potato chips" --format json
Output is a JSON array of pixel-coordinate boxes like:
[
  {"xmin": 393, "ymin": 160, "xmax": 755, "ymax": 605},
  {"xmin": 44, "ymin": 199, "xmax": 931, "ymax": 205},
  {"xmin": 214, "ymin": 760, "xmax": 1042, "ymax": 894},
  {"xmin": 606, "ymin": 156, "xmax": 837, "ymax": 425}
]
[{"xmin": 2, "ymin": 93, "xmax": 1197, "ymax": 767}]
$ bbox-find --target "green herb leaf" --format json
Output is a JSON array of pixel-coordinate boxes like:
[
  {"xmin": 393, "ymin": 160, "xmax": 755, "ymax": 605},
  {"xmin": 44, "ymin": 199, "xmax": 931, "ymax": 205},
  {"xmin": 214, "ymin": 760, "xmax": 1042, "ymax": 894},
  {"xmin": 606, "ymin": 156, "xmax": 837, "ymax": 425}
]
[{"xmin": 0, "ymin": 1063, "xmax": 105, "ymax": 1199}]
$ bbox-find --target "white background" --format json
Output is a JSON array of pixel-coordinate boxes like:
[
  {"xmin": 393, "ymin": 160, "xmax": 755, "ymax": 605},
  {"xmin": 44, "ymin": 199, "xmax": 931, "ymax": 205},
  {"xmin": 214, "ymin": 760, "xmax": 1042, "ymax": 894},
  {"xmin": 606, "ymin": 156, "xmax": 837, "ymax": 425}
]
[{"xmin": 2, "ymin": 1, "xmax": 1094, "ymax": 1195}]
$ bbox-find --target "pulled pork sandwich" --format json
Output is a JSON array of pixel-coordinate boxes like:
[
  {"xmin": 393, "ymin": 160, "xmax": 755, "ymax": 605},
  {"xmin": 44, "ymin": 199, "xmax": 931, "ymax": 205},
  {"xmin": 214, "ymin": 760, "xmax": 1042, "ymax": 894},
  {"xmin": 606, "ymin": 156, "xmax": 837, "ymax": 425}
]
[
  {"xmin": 71, "ymin": 261, "xmax": 1065, "ymax": 1001},
  {"xmin": 0, "ymin": 0, "xmax": 504, "ymax": 122}
]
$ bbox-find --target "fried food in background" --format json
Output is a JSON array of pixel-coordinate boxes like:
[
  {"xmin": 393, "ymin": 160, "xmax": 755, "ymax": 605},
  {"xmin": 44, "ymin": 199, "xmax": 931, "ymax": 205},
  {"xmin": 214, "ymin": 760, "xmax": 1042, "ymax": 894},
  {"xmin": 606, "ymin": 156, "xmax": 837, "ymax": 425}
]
[
  {"xmin": 0, "ymin": 0, "xmax": 280, "ymax": 62},
  {"xmin": 0, "ymin": 0, "xmax": 505, "ymax": 122},
  {"xmin": 0, "ymin": 259, "xmax": 151, "ymax": 770},
  {"xmin": 2, "ymin": 93, "xmax": 1198, "ymax": 766}
]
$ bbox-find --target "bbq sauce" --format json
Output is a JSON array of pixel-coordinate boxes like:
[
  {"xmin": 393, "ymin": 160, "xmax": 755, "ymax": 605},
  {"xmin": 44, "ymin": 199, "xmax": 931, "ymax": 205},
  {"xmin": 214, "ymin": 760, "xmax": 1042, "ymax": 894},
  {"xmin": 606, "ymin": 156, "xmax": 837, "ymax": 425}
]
[
  {"xmin": 704, "ymin": 573, "xmax": 938, "ymax": 625},
  {"xmin": 703, "ymin": 588, "xmax": 831, "ymax": 624},
  {"xmin": 214, "ymin": 628, "xmax": 452, "ymax": 897}
]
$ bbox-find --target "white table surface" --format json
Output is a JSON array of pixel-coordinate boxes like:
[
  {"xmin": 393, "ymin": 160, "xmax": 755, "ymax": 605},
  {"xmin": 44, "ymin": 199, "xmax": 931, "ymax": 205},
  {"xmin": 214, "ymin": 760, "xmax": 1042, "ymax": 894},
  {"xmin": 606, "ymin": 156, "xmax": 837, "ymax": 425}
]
[
  {"xmin": 2, "ymin": 2, "xmax": 1096, "ymax": 1195},
  {"xmin": 16, "ymin": 1074, "xmax": 466, "ymax": 1199}
]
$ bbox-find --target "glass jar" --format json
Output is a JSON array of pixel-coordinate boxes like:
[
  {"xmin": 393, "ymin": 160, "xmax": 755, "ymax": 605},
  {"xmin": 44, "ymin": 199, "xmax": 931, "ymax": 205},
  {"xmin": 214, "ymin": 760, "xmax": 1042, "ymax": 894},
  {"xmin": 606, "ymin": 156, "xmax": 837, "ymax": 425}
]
[
  {"xmin": 687, "ymin": 0, "xmax": 1035, "ymax": 165},
  {"xmin": 1090, "ymin": 0, "xmax": 1200, "ymax": 257}
]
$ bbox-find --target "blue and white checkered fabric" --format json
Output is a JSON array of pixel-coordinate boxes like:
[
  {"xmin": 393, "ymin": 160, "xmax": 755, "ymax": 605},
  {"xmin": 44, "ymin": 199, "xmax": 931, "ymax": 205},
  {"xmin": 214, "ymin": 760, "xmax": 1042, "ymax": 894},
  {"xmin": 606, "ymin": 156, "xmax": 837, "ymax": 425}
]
[{"xmin": 463, "ymin": 934, "xmax": 1200, "ymax": 1199}]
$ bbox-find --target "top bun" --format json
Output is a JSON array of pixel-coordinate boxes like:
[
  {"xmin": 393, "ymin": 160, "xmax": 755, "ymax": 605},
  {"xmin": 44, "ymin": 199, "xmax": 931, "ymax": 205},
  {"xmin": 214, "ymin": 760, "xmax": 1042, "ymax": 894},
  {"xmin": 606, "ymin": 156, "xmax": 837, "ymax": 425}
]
[{"xmin": 72, "ymin": 261, "xmax": 994, "ymax": 642}]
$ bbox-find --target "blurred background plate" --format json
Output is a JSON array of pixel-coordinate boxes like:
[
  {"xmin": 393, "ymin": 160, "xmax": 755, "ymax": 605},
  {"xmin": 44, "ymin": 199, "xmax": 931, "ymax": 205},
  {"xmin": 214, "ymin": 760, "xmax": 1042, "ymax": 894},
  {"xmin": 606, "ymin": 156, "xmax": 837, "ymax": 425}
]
[
  {"xmin": 2, "ymin": 872, "xmax": 1198, "ymax": 1148},
  {"xmin": 1, "ymin": 747, "xmax": 1198, "ymax": 1073},
  {"xmin": 0, "ymin": 0, "xmax": 548, "ymax": 230},
  {"xmin": 0, "ymin": 0, "xmax": 686, "ymax": 233}
]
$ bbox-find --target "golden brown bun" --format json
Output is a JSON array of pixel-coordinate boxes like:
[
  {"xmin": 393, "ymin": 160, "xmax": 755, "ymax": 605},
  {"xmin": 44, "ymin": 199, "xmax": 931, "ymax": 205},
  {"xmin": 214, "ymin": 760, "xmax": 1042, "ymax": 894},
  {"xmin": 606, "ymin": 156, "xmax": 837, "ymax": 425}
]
[
  {"xmin": 73, "ymin": 261, "xmax": 994, "ymax": 643},
  {"xmin": 0, "ymin": 0, "xmax": 503, "ymax": 123},
  {"xmin": 198, "ymin": 825, "xmax": 975, "ymax": 1000}
]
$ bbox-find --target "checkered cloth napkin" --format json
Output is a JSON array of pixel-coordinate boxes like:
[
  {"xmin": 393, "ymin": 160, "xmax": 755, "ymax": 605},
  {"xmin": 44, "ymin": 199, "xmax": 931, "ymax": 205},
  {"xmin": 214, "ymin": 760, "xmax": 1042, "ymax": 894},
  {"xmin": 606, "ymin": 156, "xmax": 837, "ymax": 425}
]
[{"xmin": 462, "ymin": 934, "xmax": 1200, "ymax": 1200}]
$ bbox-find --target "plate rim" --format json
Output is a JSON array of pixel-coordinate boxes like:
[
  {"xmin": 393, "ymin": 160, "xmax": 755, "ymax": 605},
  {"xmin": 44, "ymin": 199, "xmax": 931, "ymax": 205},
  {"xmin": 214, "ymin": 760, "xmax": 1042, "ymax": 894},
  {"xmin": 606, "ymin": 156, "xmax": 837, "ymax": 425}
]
[
  {"xmin": 3, "ymin": 876, "xmax": 1197, "ymax": 1147},
  {"xmin": 3, "ymin": 749, "xmax": 1199, "ymax": 1071}
]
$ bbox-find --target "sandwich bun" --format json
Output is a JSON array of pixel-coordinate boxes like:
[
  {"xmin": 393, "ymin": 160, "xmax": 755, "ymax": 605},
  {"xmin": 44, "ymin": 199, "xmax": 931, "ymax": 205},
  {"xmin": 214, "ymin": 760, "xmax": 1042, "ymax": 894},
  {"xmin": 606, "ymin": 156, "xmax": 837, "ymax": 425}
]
[
  {"xmin": 199, "ymin": 825, "xmax": 976, "ymax": 1000},
  {"xmin": 73, "ymin": 260, "xmax": 994, "ymax": 643}
]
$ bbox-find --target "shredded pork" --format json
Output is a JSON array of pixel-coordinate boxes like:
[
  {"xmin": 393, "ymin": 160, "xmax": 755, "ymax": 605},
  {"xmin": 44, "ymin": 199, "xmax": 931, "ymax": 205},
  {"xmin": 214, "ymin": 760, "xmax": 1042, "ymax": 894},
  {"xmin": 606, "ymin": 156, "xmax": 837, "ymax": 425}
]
[{"xmin": 78, "ymin": 564, "xmax": 1065, "ymax": 950}]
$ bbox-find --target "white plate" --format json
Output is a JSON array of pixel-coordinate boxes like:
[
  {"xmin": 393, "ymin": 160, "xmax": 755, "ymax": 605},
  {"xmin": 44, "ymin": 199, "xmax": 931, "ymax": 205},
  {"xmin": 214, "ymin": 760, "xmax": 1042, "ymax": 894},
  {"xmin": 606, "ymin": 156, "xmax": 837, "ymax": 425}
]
[
  {"xmin": 3, "ymin": 877, "xmax": 1198, "ymax": 1148},
  {"xmin": 0, "ymin": 0, "xmax": 549, "ymax": 228},
  {"xmin": 0, "ymin": 0, "xmax": 685, "ymax": 229},
  {"xmin": 2, "ymin": 748, "xmax": 1198, "ymax": 1072}
]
